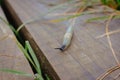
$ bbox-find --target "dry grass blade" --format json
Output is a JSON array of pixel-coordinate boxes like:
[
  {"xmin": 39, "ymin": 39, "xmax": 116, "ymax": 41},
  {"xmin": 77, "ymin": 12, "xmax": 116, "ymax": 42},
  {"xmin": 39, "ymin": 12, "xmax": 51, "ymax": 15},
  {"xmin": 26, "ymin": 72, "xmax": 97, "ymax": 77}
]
[
  {"xmin": 47, "ymin": 2, "xmax": 83, "ymax": 17},
  {"xmin": 50, "ymin": 9, "xmax": 115, "ymax": 23},
  {"xmin": 0, "ymin": 54, "xmax": 22, "ymax": 59},
  {"xmin": 105, "ymin": 13, "xmax": 119, "ymax": 65},
  {"xmin": 0, "ymin": 34, "xmax": 9, "ymax": 41},
  {"xmin": 97, "ymin": 13, "xmax": 120, "ymax": 80},
  {"xmin": 16, "ymin": 0, "xmax": 79, "ymax": 33},
  {"xmin": 47, "ymin": 12, "xmax": 80, "ymax": 17},
  {"xmin": 96, "ymin": 29, "xmax": 120, "ymax": 38},
  {"xmin": 114, "ymin": 72, "xmax": 120, "ymax": 80},
  {"xmin": 96, "ymin": 65, "xmax": 120, "ymax": 80},
  {"xmin": 50, "ymin": 6, "xmax": 88, "ymax": 23}
]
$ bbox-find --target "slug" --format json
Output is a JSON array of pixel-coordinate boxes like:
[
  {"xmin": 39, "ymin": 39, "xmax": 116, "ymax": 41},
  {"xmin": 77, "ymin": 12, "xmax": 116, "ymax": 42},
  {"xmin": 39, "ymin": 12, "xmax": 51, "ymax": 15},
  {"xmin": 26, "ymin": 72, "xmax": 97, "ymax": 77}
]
[{"xmin": 55, "ymin": 20, "xmax": 74, "ymax": 51}]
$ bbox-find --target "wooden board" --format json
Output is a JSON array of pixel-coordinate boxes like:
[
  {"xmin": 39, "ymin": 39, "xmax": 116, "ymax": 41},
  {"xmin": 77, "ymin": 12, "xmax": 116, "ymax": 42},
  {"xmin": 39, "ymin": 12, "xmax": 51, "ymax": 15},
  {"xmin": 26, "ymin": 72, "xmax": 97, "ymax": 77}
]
[
  {"xmin": 0, "ymin": 7, "xmax": 34, "ymax": 80},
  {"xmin": 4, "ymin": 0, "xmax": 120, "ymax": 80}
]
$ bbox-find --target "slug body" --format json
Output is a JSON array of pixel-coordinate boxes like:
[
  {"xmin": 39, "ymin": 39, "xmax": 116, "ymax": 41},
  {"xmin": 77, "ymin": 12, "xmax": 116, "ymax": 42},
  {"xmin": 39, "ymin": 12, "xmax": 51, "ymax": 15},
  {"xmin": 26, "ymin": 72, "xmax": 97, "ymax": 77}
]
[
  {"xmin": 101, "ymin": 0, "xmax": 120, "ymax": 10},
  {"xmin": 55, "ymin": 25, "xmax": 73, "ymax": 51}
]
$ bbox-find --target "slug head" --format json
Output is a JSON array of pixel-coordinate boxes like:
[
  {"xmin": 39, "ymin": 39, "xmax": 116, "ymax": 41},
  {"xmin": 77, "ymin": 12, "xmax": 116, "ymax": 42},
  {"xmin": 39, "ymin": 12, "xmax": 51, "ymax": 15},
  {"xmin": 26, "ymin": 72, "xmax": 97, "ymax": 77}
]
[{"xmin": 55, "ymin": 45, "xmax": 66, "ymax": 51}]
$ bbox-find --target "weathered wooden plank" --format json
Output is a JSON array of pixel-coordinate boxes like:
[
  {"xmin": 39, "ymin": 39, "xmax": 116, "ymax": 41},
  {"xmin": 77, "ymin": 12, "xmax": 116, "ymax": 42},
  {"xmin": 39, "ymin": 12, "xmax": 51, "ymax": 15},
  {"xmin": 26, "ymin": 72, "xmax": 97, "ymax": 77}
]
[
  {"xmin": 4, "ymin": 0, "xmax": 120, "ymax": 80},
  {"xmin": 0, "ymin": 7, "xmax": 34, "ymax": 80}
]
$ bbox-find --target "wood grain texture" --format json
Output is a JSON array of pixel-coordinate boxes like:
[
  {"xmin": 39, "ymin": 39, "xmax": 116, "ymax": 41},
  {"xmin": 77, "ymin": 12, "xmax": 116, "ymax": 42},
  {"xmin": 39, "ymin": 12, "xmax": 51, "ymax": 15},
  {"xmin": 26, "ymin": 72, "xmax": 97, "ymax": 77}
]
[
  {"xmin": 0, "ymin": 7, "xmax": 34, "ymax": 80},
  {"xmin": 4, "ymin": 0, "xmax": 120, "ymax": 80}
]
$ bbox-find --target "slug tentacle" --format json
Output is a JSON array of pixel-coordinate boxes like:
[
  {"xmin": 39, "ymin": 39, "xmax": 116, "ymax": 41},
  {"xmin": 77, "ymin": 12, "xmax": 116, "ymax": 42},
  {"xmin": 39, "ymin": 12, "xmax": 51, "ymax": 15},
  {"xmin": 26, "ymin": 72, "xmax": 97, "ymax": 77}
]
[{"xmin": 55, "ymin": 45, "xmax": 66, "ymax": 51}]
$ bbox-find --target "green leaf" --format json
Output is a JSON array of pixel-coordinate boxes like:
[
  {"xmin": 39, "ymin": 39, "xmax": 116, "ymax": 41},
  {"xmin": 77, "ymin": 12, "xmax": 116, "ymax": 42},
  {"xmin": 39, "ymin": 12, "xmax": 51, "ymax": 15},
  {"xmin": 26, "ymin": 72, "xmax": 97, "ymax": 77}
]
[{"xmin": 0, "ymin": 68, "xmax": 33, "ymax": 77}]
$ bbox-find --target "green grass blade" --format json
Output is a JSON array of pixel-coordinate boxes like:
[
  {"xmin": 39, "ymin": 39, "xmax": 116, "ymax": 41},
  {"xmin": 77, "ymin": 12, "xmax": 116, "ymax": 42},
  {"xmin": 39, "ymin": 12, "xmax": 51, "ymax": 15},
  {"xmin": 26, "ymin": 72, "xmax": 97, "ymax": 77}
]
[
  {"xmin": 25, "ymin": 41, "xmax": 41, "ymax": 75},
  {"xmin": 50, "ymin": 8, "xmax": 116, "ymax": 23},
  {"xmin": 16, "ymin": 39, "xmax": 36, "ymax": 69},
  {"xmin": 25, "ymin": 43, "xmax": 39, "ymax": 72},
  {"xmin": 114, "ymin": 15, "xmax": 120, "ymax": 19},
  {"xmin": 45, "ymin": 0, "xmax": 77, "ymax": 13},
  {"xmin": 86, "ymin": 16, "xmax": 109, "ymax": 22},
  {"xmin": 45, "ymin": 74, "xmax": 51, "ymax": 80},
  {"xmin": 0, "ymin": 16, "xmax": 24, "ymax": 43},
  {"xmin": 86, "ymin": 15, "xmax": 120, "ymax": 22},
  {"xmin": 50, "ymin": 10, "xmax": 100, "ymax": 22},
  {"xmin": 35, "ymin": 74, "xmax": 44, "ymax": 80},
  {"xmin": 16, "ymin": 0, "xmax": 78, "ymax": 33},
  {"xmin": 50, "ymin": 14, "xmax": 80, "ymax": 22},
  {"xmin": 0, "ymin": 16, "xmax": 16, "ymax": 33},
  {"xmin": 0, "ymin": 68, "xmax": 33, "ymax": 77}
]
